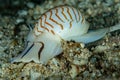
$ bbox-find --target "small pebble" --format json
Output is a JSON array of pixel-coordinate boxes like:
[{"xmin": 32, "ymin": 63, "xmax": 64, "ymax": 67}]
[
  {"xmin": 0, "ymin": 32, "xmax": 3, "ymax": 38},
  {"xmin": 0, "ymin": 46, "xmax": 5, "ymax": 52},
  {"xmin": 26, "ymin": 2, "xmax": 34, "ymax": 8},
  {"xmin": 18, "ymin": 10, "xmax": 28, "ymax": 16},
  {"xmin": 16, "ymin": 18, "xmax": 24, "ymax": 24}
]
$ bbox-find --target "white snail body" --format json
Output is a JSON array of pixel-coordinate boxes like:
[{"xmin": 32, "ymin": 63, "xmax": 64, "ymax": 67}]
[{"xmin": 11, "ymin": 6, "xmax": 120, "ymax": 64}]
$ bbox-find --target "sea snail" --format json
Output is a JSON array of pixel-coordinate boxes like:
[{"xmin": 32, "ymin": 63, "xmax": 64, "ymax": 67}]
[{"xmin": 11, "ymin": 6, "xmax": 120, "ymax": 64}]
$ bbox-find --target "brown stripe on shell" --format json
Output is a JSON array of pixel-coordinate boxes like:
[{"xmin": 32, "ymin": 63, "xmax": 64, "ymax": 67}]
[
  {"xmin": 33, "ymin": 26, "xmax": 43, "ymax": 37},
  {"xmin": 77, "ymin": 10, "xmax": 81, "ymax": 22},
  {"xmin": 55, "ymin": 8, "xmax": 64, "ymax": 22},
  {"xmin": 44, "ymin": 14, "xmax": 54, "ymax": 28},
  {"xmin": 67, "ymin": 7, "xmax": 73, "ymax": 21},
  {"xmin": 49, "ymin": 10, "xmax": 64, "ymax": 30},
  {"xmin": 61, "ymin": 7, "xmax": 68, "ymax": 21},
  {"xmin": 51, "ymin": 30, "xmax": 55, "ymax": 35},
  {"xmin": 71, "ymin": 7, "xmax": 77, "ymax": 22},
  {"xmin": 40, "ymin": 18, "xmax": 49, "ymax": 32},
  {"xmin": 70, "ymin": 21, "xmax": 72, "ymax": 28}
]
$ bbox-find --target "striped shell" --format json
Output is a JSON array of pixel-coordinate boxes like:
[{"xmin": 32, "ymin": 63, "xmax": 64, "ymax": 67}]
[
  {"xmin": 11, "ymin": 6, "xmax": 112, "ymax": 64},
  {"xmin": 33, "ymin": 6, "xmax": 89, "ymax": 40}
]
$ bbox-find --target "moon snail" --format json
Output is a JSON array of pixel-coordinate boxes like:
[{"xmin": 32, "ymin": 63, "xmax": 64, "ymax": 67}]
[{"xmin": 11, "ymin": 6, "xmax": 120, "ymax": 64}]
